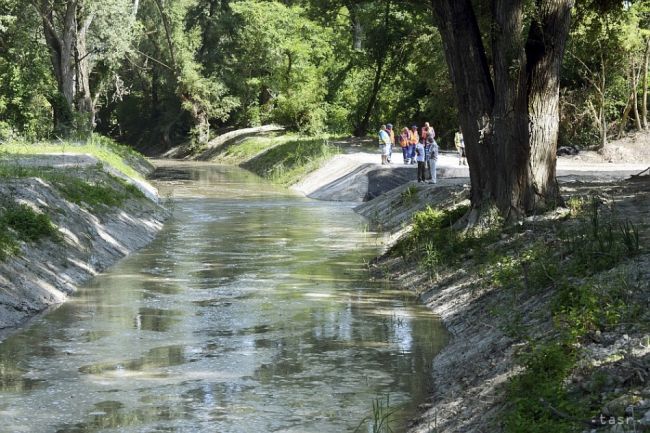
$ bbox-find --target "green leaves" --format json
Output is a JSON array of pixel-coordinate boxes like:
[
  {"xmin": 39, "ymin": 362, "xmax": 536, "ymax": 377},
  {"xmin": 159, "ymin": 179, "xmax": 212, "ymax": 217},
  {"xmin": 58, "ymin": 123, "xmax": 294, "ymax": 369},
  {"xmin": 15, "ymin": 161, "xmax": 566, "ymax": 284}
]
[{"xmin": 227, "ymin": 1, "xmax": 334, "ymax": 132}]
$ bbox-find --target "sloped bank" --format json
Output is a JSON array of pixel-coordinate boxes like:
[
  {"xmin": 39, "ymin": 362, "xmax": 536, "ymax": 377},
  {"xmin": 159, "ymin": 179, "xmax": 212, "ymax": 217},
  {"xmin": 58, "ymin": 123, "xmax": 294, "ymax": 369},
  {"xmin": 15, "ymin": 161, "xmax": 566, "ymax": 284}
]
[
  {"xmin": 364, "ymin": 177, "xmax": 650, "ymax": 433},
  {"xmin": 0, "ymin": 152, "xmax": 169, "ymax": 332}
]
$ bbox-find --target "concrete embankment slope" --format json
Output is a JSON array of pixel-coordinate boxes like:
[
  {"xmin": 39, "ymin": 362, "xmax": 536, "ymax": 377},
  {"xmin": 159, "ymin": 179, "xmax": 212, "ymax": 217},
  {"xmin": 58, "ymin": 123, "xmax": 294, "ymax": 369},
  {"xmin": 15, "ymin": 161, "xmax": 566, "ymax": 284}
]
[
  {"xmin": 0, "ymin": 154, "xmax": 168, "ymax": 332},
  {"xmin": 291, "ymin": 149, "xmax": 469, "ymax": 202}
]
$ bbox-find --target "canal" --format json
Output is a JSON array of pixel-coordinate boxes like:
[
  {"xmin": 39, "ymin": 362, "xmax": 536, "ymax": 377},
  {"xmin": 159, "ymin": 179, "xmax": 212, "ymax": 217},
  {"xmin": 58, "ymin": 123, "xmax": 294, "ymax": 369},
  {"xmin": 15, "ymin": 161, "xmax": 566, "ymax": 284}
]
[{"xmin": 0, "ymin": 162, "xmax": 447, "ymax": 433}]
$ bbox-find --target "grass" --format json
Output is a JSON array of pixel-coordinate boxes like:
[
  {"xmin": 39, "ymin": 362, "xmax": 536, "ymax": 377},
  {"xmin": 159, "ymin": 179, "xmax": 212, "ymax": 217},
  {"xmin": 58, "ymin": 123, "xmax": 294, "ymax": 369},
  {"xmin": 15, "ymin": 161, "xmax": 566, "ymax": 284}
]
[
  {"xmin": 353, "ymin": 395, "xmax": 398, "ymax": 433},
  {"xmin": 240, "ymin": 135, "xmax": 341, "ymax": 186},
  {"xmin": 216, "ymin": 133, "xmax": 288, "ymax": 163},
  {"xmin": 0, "ymin": 199, "xmax": 59, "ymax": 259},
  {"xmin": 482, "ymin": 198, "xmax": 644, "ymax": 433},
  {"xmin": 0, "ymin": 163, "xmax": 143, "ymax": 209},
  {"xmin": 398, "ymin": 185, "xmax": 419, "ymax": 206},
  {"xmin": 391, "ymin": 203, "xmax": 480, "ymax": 274},
  {"xmin": 0, "ymin": 135, "xmax": 149, "ymax": 260},
  {"xmin": 0, "ymin": 134, "xmax": 146, "ymax": 180},
  {"xmin": 392, "ymin": 196, "xmax": 645, "ymax": 433}
]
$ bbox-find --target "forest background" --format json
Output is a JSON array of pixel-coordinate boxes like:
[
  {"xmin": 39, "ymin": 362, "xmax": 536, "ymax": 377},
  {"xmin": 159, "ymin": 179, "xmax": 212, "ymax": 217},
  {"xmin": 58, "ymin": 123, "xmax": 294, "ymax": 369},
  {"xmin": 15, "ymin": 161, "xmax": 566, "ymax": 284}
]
[{"xmin": 0, "ymin": 0, "xmax": 648, "ymax": 153}]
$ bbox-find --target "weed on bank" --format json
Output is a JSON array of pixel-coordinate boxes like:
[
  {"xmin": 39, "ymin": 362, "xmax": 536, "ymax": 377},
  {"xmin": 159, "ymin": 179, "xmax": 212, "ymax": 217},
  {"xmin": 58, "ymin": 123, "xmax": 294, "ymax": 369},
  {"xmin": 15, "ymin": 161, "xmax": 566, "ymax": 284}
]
[
  {"xmin": 392, "ymin": 195, "xmax": 646, "ymax": 433},
  {"xmin": 0, "ymin": 136, "xmax": 148, "ymax": 261},
  {"xmin": 236, "ymin": 135, "xmax": 340, "ymax": 186}
]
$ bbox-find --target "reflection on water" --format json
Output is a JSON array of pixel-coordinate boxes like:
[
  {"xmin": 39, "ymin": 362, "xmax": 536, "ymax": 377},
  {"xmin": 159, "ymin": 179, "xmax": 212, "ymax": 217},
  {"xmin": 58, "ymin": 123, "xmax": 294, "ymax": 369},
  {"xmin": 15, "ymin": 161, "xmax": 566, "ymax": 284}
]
[{"xmin": 0, "ymin": 161, "xmax": 447, "ymax": 433}]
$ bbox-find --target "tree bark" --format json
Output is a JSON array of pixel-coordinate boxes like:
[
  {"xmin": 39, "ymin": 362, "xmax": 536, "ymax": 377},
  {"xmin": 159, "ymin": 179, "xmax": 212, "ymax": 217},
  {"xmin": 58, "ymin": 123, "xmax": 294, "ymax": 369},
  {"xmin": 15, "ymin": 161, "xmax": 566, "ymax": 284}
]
[
  {"xmin": 431, "ymin": 0, "xmax": 571, "ymax": 222},
  {"xmin": 36, "ymin": 0, "xmax": 95, "ymax": 135},
  {"xmin": 599, "ymin": 53, "xmax": 608, "ymax": 148},
  {"xmin": 618, "ymin": 90, "xmax": 635, "ymax": 138},
  {"xmin": 631, "ymin": 56, "xmax": 642, "ymax": 131},
  {"xmin": 75, "ymin": 9, "xmax": 95, "ymax": 132},
  {"xmin": 431, "ymin": 0, "xmax": 495, "ymax": 218},
  {"xmin": 347, "ymin": 2, "xmax": 363, "ymax": 51},
  {"xmin": 491, "ymin": 0, "xmax": 530, "ymax": 219},
  {"xmin": 643, "ymin": 37, "xmax": 649, "ymax": 130},
  {"xmin": 524, "ymin": 0, "xmax": 571, "ymax": 210},
  {"xmin": 38, "ymin": 0, "xmax": 77, "ymax": 133}
]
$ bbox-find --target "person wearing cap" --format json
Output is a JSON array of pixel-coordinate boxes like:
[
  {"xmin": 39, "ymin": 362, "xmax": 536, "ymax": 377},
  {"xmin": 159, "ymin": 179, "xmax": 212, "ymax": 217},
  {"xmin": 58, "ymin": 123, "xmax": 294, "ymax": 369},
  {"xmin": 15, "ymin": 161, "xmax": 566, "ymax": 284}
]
[
  {"xmin": 378, "ymin": 124, "xmax": 391, "ymax": 165},
  {"xmin": 386, "ymin": 123, "xmax": 395, "ymax": 163},
  {"xmin": 408, "ymin": 125, "xmax": 418, "ymax": 164}
]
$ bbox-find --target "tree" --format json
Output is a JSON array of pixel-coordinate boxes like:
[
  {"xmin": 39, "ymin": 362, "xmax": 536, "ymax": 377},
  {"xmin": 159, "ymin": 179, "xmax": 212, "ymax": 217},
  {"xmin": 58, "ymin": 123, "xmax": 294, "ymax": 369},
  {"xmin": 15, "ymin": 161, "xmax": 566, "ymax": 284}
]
[
  {"xmin": 431, "ymin": 0, "xmax": 572, "ymax": 222},
  {"xmin": 220, "ymin": 1, "xmax": 334, "ymax": 132},
  {"xmin": 0, "ymin": 0, "xmax": 53, "ymax": 139},
  {"xmin": 32, "ymin": 0, "xmax": 139, "ymax": 136},
  {"xmin": 152, "ymin": 0, "xmax": 237, "ymax": 146},
  {"xmin": 562, "ymin": 1, "xmax": 650, "ymax": 146}
]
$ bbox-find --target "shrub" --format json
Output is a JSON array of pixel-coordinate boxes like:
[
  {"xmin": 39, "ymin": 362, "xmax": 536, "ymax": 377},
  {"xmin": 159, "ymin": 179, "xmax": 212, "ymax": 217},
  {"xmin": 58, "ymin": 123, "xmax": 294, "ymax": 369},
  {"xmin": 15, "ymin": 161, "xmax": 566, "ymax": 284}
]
[{"xmin": 0, "ymin": 200, "xmax": 58, "ymax": 259}]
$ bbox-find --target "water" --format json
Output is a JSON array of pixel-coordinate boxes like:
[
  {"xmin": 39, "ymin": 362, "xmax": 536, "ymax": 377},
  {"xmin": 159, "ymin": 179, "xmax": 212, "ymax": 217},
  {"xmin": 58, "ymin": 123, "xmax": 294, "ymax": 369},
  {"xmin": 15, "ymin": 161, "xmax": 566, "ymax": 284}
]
[{"xmin": 0, "ymin": 162, "xmax": 447, "ymax": 433}]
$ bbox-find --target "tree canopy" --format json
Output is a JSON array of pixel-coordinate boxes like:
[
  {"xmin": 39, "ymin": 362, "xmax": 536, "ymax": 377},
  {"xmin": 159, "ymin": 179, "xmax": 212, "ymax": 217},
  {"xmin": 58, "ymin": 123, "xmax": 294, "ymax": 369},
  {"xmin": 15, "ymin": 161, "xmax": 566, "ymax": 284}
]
[{"xmin": 1, "ymin": 0, "xmax": 649, "ymax": 217}]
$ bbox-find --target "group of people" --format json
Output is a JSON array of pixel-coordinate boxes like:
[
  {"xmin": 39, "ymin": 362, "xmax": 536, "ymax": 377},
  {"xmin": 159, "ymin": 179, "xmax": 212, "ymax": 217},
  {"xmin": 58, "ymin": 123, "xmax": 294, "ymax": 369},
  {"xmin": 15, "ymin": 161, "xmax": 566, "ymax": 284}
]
[
  {"xmin": 378, "ymin": 122, "xmax": 439, "ymax": 183},
  {"xmin": 378, "ymin": 123, "xmax": 468, "ymax": 184}
]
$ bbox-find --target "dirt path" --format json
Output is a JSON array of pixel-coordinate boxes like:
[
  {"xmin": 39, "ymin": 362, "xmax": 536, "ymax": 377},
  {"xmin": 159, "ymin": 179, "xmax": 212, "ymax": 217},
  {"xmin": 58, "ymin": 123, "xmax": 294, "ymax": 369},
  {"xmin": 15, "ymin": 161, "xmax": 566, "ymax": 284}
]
[{"xmin": 291, "ymin": 137, "xmax": 649, "ymax": 204}]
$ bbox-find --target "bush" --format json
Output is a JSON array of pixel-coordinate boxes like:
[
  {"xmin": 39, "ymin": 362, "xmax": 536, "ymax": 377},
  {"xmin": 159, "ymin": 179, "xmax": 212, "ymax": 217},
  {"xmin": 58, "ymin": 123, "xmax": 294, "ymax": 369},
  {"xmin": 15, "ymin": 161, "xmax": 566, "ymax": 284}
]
[{"xmin": 0, "ymin": 200, "xmax": 58, "ymax": 259}]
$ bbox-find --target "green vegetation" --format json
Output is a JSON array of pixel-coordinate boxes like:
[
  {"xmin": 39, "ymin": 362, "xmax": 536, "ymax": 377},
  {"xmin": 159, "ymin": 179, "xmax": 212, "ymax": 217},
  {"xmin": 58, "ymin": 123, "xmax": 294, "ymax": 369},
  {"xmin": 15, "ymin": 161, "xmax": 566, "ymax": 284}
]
[
  {"xmin": 0, "ymin": 135, "xmax": 145, "ymax": 180},
  {"xmin": 4, "ymin": 0, "xmax": 645, "ymax": 149},
  {"xmin": 393, "ymin": 195, "xmax": 645, "ymax": 432},
  {"xmin": 0, "ymin": 162, "xmax": 143, "ymax": 210},
  {"xmin": 498, "ymin": 200, "xmax": 644, "ymax": 433},
  {"xmin": 391, "ymin": 203, "xmax": 482, "ymax": 273},
  {"xmin": 1, "ymin": 0, "xmax": 648, "ymax": 220},
  {"xmin": 54, "ymin": 174, "xmax": 142, "ymax": 209},
  {"xmin": 398, "ymin": 185, "xmax": 419, "ymax": 206},
  {"xmin": 240, "ymin": 136, "xmax": 340, "ymax": 186},
  {"xmin": 0, "ymin": 126, "xmax": 156, "ymax": 267},
  {"xmin": 0, "ymin": 135, "xmax": 147, "ymax": 260},
  {"xmin": 354, "ymin": 395, "xmax": 398, "ymax": 433},
  {"xmin": 0, "ymin": 200, "xmax": 59, "ymax": 259},
  {"xmin": 215, "ymin": 134, "xmax": 289, "ymax": 164}
]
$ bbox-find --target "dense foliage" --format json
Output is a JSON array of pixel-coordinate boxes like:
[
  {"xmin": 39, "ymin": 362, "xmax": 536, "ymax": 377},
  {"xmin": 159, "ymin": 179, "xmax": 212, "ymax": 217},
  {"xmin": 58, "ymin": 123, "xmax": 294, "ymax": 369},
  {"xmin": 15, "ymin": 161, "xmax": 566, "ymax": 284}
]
[{"xmin": 0, "ymin": 0, "xmax": 648, "ymax": 150}]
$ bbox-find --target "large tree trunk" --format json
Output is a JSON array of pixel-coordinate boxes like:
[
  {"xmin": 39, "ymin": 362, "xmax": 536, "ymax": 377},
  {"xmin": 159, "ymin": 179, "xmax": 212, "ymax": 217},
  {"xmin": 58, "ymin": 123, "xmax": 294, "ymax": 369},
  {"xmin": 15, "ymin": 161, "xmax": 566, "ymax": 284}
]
[
  {"xmin": 631, "ymin": 56, "xmax": 643, "ymax": 131},
  {"xmin": 431, "ymin": 0, "xmax": 495, "ymax": 221},
  {"xmin": 431, "ymin": 0, "xmax": 570, "ymax": 222},
  {"xmin": 40, "ymin": 0, "xmax": 77, "ymax": 134},
  {"xmin": 618, "ymin": 90, "xmax": 635, "ymax": 138},
  {"xmin": 75, "ymin": 11, "xmax": 95, "ymax": 133},
  {"xmin": 37, "ymin": 0, "xmax": 95, "ymax": 135},
  {"xmin": 184, "ymin": 94, "xmax": 210, "ymax": 146},
  {"xmin": 491, "ymin": 0, "xmax": 530, "ymax": 220},
  {"xmin": 524, "ymin": 0, "xmax": 571, "ymax": 210}
]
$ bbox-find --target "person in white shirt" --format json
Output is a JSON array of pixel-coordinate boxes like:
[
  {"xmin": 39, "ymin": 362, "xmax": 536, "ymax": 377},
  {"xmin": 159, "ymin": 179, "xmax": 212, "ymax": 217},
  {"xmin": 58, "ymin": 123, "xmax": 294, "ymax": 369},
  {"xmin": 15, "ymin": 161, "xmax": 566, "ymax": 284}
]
[
  {"xmin": 378, "ymin": 125, "xmax": 391, "ymax": 165},
  {"xmin": 426, "ymin": 129, "xmax": 438, "ymax": 184},
  {"xmin": 415, "ymin": 140, "xmax": 426, "ymax": 182}
]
